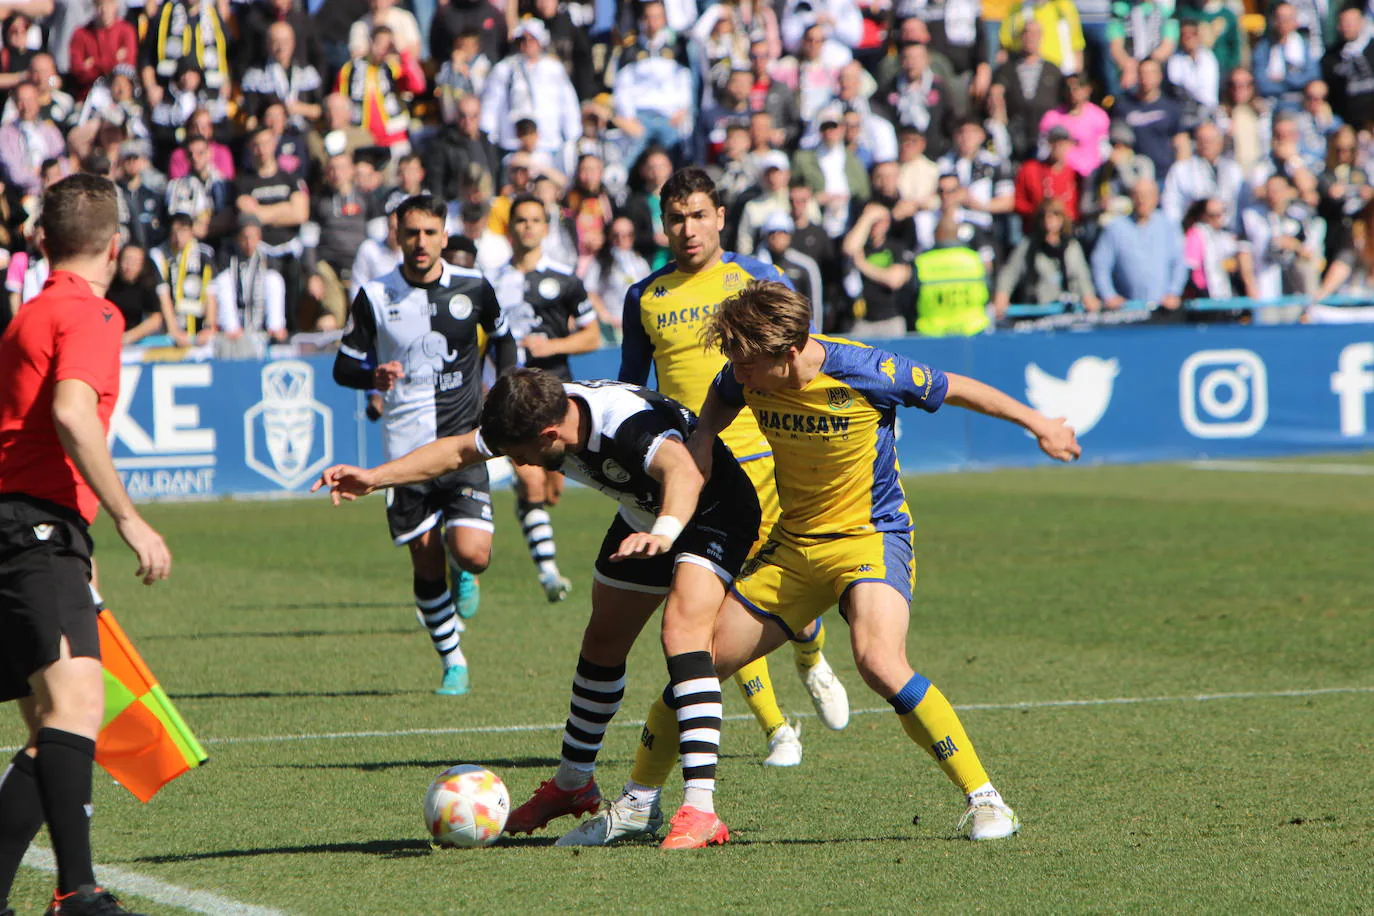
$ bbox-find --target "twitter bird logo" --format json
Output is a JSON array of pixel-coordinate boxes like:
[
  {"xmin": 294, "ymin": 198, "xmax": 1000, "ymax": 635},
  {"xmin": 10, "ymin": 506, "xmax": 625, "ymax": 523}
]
[{"xmin": 1025, "ymin": 357, "xmax": 1120, "ymax": 436}]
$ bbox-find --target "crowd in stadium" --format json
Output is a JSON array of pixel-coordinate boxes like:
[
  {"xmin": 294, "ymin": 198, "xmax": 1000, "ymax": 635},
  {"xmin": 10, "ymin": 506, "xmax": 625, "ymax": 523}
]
[{"xmin": 0, "ymin": 0, "xmax": 1370, "ymax": 349}]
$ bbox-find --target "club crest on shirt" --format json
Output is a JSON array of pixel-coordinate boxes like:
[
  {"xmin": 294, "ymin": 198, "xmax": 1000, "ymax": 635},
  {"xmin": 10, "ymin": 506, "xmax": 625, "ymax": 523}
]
[
  {"xmin": 827, "ymin": 387, "xmax": 853, "ymax": 410},
  {"xmin": 448, "ymin": 294, "xmax": 472, "ymax": 320},
  {"xmin": 880, "ymin": 357, "xmax": 896, "ymax": 383},
  {"xmin": 601, "ymin": 459, "xmax": 631, "ymax": 484},
  {"xmin": 912, "ymin": 367, "xmax": 926, "ymax": 388},
  {"xmin": 538, "ymin": 278, "xmax": 561, "ymax": 300},
  {"xmin": 721, "ymin": 270, "xmax": 743, "ymax": 291}
]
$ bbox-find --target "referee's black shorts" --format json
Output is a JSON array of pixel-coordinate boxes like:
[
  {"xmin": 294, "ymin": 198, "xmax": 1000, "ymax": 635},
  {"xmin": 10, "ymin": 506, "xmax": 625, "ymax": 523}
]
[{"xmin": 0, "ymin": 494, "xmax": 100, "ymax": 702}]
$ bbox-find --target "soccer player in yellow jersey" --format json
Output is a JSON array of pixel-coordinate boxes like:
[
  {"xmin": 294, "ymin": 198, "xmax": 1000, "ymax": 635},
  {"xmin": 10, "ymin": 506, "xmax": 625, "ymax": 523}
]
[
  {"xmin": 615, "ymin": 168, "xmax": 850, "ymax": 768},
  {"xmin": 588, "ymin": 281, "xmax": 1081, "ymax": 848}
]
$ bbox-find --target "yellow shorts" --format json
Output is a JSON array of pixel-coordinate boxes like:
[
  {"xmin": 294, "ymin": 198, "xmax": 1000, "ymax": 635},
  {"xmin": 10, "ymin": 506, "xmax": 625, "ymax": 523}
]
[
  {"xmin": 740, "ymin": 455, "xmax": 781, "ymax": 553},
  {"xmin": 731, "ymin": 528, "xmax": 916, "ymax": 638}
]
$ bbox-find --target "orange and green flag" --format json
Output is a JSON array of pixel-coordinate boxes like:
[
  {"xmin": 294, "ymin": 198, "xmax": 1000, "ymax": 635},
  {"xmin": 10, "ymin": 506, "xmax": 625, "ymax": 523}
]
[{"xmin": 96, "ymin": 609, "xmax": 208, "ymax": 802}]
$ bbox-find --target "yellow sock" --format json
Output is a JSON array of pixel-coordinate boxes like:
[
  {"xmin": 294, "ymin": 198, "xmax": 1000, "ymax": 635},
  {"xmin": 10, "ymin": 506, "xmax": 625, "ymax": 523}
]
[
  {"xmin": 733, "ymin": 658, "xmax": 787, "ymax": 738},
  {"xmin": 629, "ymin": 693, "xmax": 679, "ymax": 788},
  {"xmin": 791, "ymin": 617, "xmax": 825, "ymax": 670},
  {"xmin": 890, "ymin": 674, "xmax": 990, "ymax": 796}
]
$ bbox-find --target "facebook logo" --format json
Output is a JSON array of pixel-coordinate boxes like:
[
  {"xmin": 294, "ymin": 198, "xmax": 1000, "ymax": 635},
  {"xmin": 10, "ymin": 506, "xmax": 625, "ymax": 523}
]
[{"xmin": 1331, "ymin": 343, "xmax": 1374, "ymax": 437}]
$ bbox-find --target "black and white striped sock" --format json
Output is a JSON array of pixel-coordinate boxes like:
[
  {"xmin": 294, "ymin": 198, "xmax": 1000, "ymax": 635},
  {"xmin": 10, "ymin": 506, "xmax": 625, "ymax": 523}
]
[
  {"xmin": 517, "ymin": 499, "xmax": 560, "ymax": 578},
  {"xmin": 553, "ymin": 656, "xmax": 626, "ymax": 790},
  {"xmin": 414, "ymin": 576, "xmax": 465, "ymax": 669},
  {"xmin": 668, "ymin": 651, "xmax": 722, "ymax": 814}
]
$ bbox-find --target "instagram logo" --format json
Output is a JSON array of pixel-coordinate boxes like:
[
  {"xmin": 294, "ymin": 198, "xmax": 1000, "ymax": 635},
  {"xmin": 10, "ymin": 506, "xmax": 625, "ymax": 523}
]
[{"xmin": 1179, "ymin": 350, "xmax": 1269, "ymax": 439}]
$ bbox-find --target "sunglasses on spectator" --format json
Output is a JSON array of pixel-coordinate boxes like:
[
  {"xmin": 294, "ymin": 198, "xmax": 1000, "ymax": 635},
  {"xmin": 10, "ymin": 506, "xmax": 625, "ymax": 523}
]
[
  {"xmin": 1231, "ymin": 79, "xmax": 1253, "ymax": 88},
  {"xmin": 1336, "ymin": 144, "xmax": 1357, "ymax": 152}
]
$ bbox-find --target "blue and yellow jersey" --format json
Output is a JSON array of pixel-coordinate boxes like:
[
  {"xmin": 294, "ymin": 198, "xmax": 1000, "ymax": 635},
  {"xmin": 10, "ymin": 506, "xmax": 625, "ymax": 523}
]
[
  {"xmin": 619, "ymin": 252, "xmax": 792, "ymax": 465},
  {"xmin": 712, "ymin": 336, "xmax": 948, "ymax": 537}
]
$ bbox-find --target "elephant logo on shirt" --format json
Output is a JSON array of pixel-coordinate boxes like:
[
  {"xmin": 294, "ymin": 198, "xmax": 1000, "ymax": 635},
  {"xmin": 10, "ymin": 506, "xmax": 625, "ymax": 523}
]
[{"xmin": 405, "ymin": 331, "xmax": 459, "ymax": 385}]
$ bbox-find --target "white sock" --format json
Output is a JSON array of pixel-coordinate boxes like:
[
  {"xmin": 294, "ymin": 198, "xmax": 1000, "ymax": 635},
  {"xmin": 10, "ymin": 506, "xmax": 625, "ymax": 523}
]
[
  {"xmin": 538, "ymin": 559, "xmax": 561, "ymax": 578},
  {"xmin": 553, "ymin": 761, "xmax": 593, "ymax": 791},
  {"xmin": 967, "ymin": 782, "xmax": 1001, "ymax": 803},
  {"xmin": 682, "ymin": 782, "xmax": 715, "ymax": 814},
  {"xmin": 622, "ymin": 780, "xmax": 661, "ymax": 811}
]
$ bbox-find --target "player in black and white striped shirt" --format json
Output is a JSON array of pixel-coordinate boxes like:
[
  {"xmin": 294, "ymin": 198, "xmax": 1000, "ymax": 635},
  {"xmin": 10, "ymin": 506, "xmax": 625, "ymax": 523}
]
[{"xmin": 314, "ymin": 368, "xmax": 761, "ymax": 848}]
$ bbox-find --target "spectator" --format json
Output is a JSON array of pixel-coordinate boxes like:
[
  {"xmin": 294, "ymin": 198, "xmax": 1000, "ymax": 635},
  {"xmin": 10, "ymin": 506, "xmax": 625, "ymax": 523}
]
[
  {"xmin": 426, "ymin": 93, "xmax": 503, "ymax": 204},
  {"xmin": 936, "ymin": 117, "xmax": 1014, "ymax": 259},
  {"xmin": 151, "ymin": 209, "xmax": 219, "ymax": 345},
  {"xmin": 737, "ymin": 151, "xmax": 793, "ymax": 255},
  {"xmin": 1239, "ymin": 172, "xmax": 1324, "ymax": 299},
  {"xmin": 1090, "ymin": 178, "xmax": 1187, "ymax": 310},
  {"xmin": 106, "ymin": 244, "xmax": 166, "ymax": 344},
  {"xmin": 150, "ymin": 61, "xmax": 230, "ymax": 150},
  {"xmin": 784, "ymin": 176, "xmax": 836, "ymax": 310},
  {"xmin": 842, "ymin": 202, "xmax": 913, "ymax": 334},
  {"xmin": 1216, "ymin": 68, "xmax": 1272, "ymax": 175},
  {"xmin": 619, "ymin": 145, "xmax": 674, "ymax": 267},
  {"xmin": 1107, "ymin": 0, "xmax": 1178, "ymax": 91},
  {"xmin": 348, "ymin": 0, "xmax": 422, "ymax": 60},
  {"xmin": 165, "ymin": 134, "xmax": 235, "ymax": 239},
  {"xmin": 994, "ymin": 197, "xmax": 1097, "ymax": 314},
  {"xmin": 213, "ymin": 214, "xmax": 288, "ymax": 349},
  {"xmin": 1077, "ymin": 0, "xmax": 1115, "ymax": 95},
  {"xmin": 67, "ymin": 0, "xmax": 137, "ymax": 98},
  {"xmin": 867, "ymin": 159, "xmax": 918, "ymax": 249},
  {"xmin": 993, "ymin": 18, "xmax": 1062, "ymax": 162},
  {"xmin": 916, "ymin": 170, "xmax": 984, "ymax": 259},
  {"xmin": 141, "ymin": 0, "xmax": 232, "ymax": 101},
  {"xmin": 350, "ymin": 208, "xmax": 404, "ymax": 297},
  {"xmin": 1162, "ymin": 121, "xmax": 1245, "ymax": 225},
  {"xmin": 119, "ymin": 139, "xmax": 168, "ymax": 248},
  {"xmin": 1251, "ymin": 112, "xmax": 1321, "ymax": 191},
  {"xmin": 239, "ymin": 0, "xmax": 323, "ymax": 73},
  {"xmin": 698, "ymin": 66, "xmax": 754, "ymax": 164},
  {"xmin": 0, "ymin": 82, "xmax": 64, "ymax": 194},
  {"xmin": 789, "ymin": 21, "xmax": 853, "ymax": 125},
  {"xmin": 1295, "ymin": 80, "xmax": 1344, "ymax": 164},
  {"xmin": 1315, "ymin": 200, "xmax": 1374, "ymax": 300},
  {"xmin": 563, "ymin": 153, "xmax": 616, "ymax": 264},
  {"xmin": 610, "ymin": 3, "xmax": 695, "ymax": 165},
  {"xmin": 1178, "ymin": 1, "xmax": 1241, "ymax": 77},
  {"xmin": 780, "ymin": 0, "xmax": 865, "ymax": 54},
  {"xmin": 482, "ymin": 20, "xmax": 579, "ymax": 157},
  {"xmin": 706, "ymin": 122, "xmax": 757, "ymax": 207},
  {"xmin": 382, "ymin": 151, "xmax": 428, "ymax": 214},
  {"xmin": 524, "ymin": 0, "xmax": 596, "ymax": 99},
  {"xmin": 896, "ymin": 123, "xmax": 940, "ymax": 212},
  {"xmin": 876, "ymin": 40, "xmax": 954, "ymax": 158},
  {"xmin": 746, "ymin": 37, "xmax": 800, "ymax": 147},
  {"xmin": 1181, "ymin": 197, "xmax": 1256, "ymax": 301},
  {"xmin": 430, "ymin": 0, "xmax": 506, "ymax": 71},
  {"xmin": 693, "ymin": 1, "xmax": 783, "ymax": 66},
  {"xmin": 434, "ymin": 29, "xmax": 492, "ymax": 125},
  {"xmin": 1323, "ymin": 4, "xmax": 1374, "ymax": 129},
  {"xmin": 1113, "ymin": 57, "xmax": 1186, "ymax": 180},
  {"xmin": 758, "ymin": 210, "xmax": 825, "ymax": 329},
  {"xmin": 310, "ymin": 152, "xmax": 377, "ymax": 327},
  {"xmin": 899, "ymin": 0, "xmax": 993, "ymax": 103},
  {"xmin": 1254, "ymin": 2, "xmax": 1322, "ymax": 111},
  {"xmin": 240, "ymin": 22, "xmax": 325, "ymax": 133},
  {"xmin": 0, "ymin": 15, "xmax": 36, "ymax": 98},
  {"xmin": 314, "ymin": 0, "xmax": 372, "ymax": 77},
  {"xmin": 1013, "ymin": 124, "xmax": 1080, "ymax": 227},
  {"xmin": 338, "ymin": 26, "xmax": 424, "ymax": 152},
  {"xmin": 583, "ymin": 214, "xmax": 650, "ymax": 344},
  {"xmin": 1168, "ymin": 17, "xmax": 1221, "ymax": 112},
  {"xmin": 1000, "ymin": 0, "xmax": 1085, "ymax": 74},
  {"xmin": 167, "ymin": 107, "xmax": 236, "ymax": 180},
  {"xmin": 236, "ymin": 125, "xmax": 309, "ymax": 317},
  {"xmin": 832, "ymin": 61, "xmax": 897, "ymax": 162},
  {"xmin": 1038, "ymin": 72, "xmax": 1110, "ymax": 178},
  {"xmin": 66, "ymin": 64, "xmax": 149, "ymax": 160},
  {"xmin": 1318, "ymin": 125, "xmax": 1372, "ymax": 260},
  {"xmin": 795, "ymin": 105, "xmax": 872, "ymax": 237}
]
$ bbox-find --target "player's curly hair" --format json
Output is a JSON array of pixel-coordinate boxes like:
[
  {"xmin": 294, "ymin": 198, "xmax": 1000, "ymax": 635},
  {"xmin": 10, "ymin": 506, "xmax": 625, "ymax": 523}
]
[
  {"xmin": 700, "ymin": 280, "xmax": 811, "ymax": 363},
  {"xmin": 480, "ymin": 369, "xmax": 568, "ymax": 448},
  {"xmin": 660, "ymin": 167, "xmax": 721, "ymax": 210}
]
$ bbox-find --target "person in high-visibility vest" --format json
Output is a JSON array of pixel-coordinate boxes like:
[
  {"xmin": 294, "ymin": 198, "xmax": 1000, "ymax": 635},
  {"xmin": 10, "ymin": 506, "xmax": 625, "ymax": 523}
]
[{"xmin": 914, "ymin": 212, "xmax": 991, "ymax": 336}]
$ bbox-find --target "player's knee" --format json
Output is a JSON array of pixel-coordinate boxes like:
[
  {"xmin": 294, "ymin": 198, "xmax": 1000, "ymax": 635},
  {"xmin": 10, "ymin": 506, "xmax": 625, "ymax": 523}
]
[
  {"xmin": 449, "ymin": 540, "xmax": 490, "ymax": 573},
  {"xmin": 852, "ymin": 647, "xmax": 910, "ymax": 697}
]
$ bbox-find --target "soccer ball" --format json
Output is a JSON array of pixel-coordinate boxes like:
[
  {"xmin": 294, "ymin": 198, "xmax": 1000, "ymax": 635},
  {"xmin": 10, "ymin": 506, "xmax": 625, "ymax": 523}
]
[{"xmin": 423, "ymin": 765, "xmax": 510, "ymax": 848}]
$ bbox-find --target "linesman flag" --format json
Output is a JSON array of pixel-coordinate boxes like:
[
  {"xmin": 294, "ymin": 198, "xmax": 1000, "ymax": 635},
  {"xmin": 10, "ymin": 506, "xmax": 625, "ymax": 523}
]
[{"xmin": 95, "ymin": 605, "xmax": 208, "ymax": 802}]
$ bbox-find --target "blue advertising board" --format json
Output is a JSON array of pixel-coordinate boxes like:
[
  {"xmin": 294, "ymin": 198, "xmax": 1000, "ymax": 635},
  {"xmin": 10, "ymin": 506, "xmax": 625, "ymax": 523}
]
[{"xmin": 113, "ymin": 325, "xmax": 1374, "ymax": 500}]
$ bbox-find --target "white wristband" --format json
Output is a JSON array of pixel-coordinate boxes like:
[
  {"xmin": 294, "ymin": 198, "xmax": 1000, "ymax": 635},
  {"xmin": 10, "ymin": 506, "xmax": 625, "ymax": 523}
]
[{"xmin": 650, "ymin": 515, "xmax": 685, "ymax": 546}]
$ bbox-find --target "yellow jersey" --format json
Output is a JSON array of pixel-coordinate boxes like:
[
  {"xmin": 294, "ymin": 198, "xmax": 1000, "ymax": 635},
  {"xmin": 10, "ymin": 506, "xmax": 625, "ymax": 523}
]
[
  {"xmin": 711, "ymin": 336, "xmax": 948, "ymax": 537},
  {"xmin": 619, "ymin": 252, "xmax": 792, "ymax": 465}
]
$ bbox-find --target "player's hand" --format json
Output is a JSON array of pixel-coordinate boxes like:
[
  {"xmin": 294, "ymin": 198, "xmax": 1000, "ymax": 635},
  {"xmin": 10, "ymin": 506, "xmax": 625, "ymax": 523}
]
[
  {"xmin": 609, "ymin": 532, "xmax": 673, "ymax": 561},
  {"xmin": 373, "ymin": 361, "xmax": 405, "ymax": 391},
  {"xmin": 114, "ymin": 513, "xmax": 172, "ymax": 585},
  {"xmin": 1036, "ymin": 418, "xmax": 1082, "ymax": 463},
  {"xmin": 312, "ymin": 464, "xmax": 380, "ymax": 504},
  {"xmin": 522, "ymin": 334, "xmax": 554, "ymax": 358}
]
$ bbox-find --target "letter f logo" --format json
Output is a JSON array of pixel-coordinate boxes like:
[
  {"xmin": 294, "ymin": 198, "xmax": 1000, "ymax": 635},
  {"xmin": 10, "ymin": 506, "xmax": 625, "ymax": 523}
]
[{"xmin": 1331, "ymin": 343, "xmax": 1374, "ymax": 436}]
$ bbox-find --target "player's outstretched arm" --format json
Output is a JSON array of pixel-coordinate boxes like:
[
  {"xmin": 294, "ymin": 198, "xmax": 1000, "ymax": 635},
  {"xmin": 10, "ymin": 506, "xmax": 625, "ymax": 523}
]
[
  {"xmin": 944, "ymin": 372, "xmax": 1082, "ymax": 462},
  {"xmin": 52, "ymin": 379, "xmax": 172, "ymax": 585},
  {"xmin": 313, "ymin": 431, "xmax": 486, "ymax": 503},
  {"xmin": 610, "ymin": 437, "xmax": 706, "ymax": 561},
  {"xmin": 684, "ymin": 386, "xmax": 743, "ymax": 478}
]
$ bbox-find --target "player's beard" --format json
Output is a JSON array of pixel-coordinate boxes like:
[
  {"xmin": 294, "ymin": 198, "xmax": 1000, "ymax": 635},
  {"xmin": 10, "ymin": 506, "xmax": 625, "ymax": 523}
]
[{"xmin": 541, "ymin": 443, "xmax": 566, "ymax": 472}]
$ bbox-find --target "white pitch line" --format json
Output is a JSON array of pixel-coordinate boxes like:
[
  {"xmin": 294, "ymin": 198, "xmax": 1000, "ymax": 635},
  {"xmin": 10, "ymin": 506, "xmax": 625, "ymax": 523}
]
[
  {"xmin": 1185, "ymin": 460, "xmax": 1374, "ymax": 476},
  {"xmin": 21, "ymin": 847, "xmax": 287, "ymax": 916}
]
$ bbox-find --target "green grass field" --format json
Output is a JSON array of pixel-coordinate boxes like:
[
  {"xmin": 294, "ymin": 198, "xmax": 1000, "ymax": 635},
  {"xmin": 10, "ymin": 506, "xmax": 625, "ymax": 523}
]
[{"xmin": 7, "ymin": 456, "xmax": 1374, "ymax": 914}]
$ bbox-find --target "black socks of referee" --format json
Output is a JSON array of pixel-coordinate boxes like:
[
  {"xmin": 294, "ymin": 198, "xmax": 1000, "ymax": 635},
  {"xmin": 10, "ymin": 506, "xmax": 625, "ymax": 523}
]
[
  {"xmin": 0, "ymin": 751, "xmax": 43, "ymax": 908},
  {"xmin": 667, "ymin": 652, "xmax": 722, "ymax": 814},
  {"xmin": 34, "ymin": 729, "xmax": 96, "ymax": 894}
]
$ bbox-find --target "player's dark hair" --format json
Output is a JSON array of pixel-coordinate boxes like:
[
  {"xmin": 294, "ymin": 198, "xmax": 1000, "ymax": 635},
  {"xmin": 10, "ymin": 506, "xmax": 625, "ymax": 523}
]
[
  {"xmin": 701, "ymin": 280, "xmax": 811, "ymax": 363},
  {"xmin": 393, "ymin": 193, "xmax": 448, "ymax": 225},
  {"xmin": 443, "ymin": 235, "xmax": 476, "ymax": 255},
  {"xmin": 480, "ymin": 369, "xmax": 568, "ymax": 448},
  {"xmin": 40, "ymin": 173, "xmax": 119, "ymax": 263},
  {"xmin": 660, "ymin": 167, "xmax": 721, "ymax": 210},
  {"xmin": 508, "ymin": 193, "xmax": 546, "ymax": 222}
]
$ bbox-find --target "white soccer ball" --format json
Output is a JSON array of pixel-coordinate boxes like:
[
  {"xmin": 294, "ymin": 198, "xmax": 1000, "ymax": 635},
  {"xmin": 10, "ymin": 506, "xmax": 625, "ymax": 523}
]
[{"xmin": 423, "ymin": 765, "xmax": 510, "ymax": 847}]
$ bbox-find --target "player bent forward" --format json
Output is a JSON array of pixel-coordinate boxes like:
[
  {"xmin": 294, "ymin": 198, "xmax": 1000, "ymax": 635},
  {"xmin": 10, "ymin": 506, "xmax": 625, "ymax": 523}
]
[
  {"xmin": 573, "ymin": 281, "xmax": 1082, "ymax": 847},
  {"xmin": 314, "ymin": 367, "xmax": 763, "ymax": 848}
]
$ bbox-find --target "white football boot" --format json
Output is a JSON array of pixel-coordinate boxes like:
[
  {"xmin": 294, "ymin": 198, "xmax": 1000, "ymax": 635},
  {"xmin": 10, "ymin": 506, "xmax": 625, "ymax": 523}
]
[
  {"xmin": 798, "ymin": 657, "xmax": 850, "ymax": 730},
  {"xmin": 763, "ymin": 720, "xmax": 803, "ymax": 767},
  {"xmin": 959, "ymin": 790, "xmax": 1022, "ymax": 840},
  {"xmin": 540, "ymin": 571, "xmax": 572, "ymax": 603},
  {"xmin": 555, "ymin": 793, "xmax": 663, "ymax": 846}
]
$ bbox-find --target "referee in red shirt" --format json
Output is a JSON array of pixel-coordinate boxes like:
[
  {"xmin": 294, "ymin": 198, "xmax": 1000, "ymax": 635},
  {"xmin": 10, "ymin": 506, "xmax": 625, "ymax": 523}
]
[{"xmin": 0, "ymin": 175, "xmax": 171, "ymax": 916}]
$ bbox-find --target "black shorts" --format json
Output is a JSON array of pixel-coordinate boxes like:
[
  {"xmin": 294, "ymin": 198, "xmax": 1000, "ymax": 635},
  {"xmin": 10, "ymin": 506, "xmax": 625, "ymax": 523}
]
[
  {"xmin": 592, "ymin": 470, "xmax": 761, "ymax": 596},
  {"xmin": 386, "ymin": 463, "xmax": 493, "ymax": 545},
  {"xmin": 0, "ymin": 494, "xmax": 100, "ymax": 703}
]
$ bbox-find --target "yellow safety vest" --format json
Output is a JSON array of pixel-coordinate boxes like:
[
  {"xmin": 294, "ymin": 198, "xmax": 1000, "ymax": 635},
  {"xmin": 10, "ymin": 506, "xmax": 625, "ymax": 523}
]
[{"xmin": 914, "ymin": 246, "xmax": 990, "ymax": 337}]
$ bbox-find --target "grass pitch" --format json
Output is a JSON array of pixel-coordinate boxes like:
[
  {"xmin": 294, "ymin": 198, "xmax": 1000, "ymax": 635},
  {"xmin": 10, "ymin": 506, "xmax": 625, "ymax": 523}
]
[{"xmin": 7, "ymin": 456, "xmax": 1374, "ymax": 914}]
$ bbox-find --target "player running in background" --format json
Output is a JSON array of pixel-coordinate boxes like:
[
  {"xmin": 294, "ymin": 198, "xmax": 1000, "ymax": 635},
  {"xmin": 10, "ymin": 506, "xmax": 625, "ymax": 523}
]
[
  {"xmin": 594, "ymin": 281, "xmax": 1081, "ymax": 848},
  {"xmin": 333, "ymin": 194, "xmax": 517, "ymax": 697},
  {"xmin": 314, "ymin": 367, "xmax": 762, "ymax": 847},
  {"xmin": 484, "ymin": 195, "xmax": 601, "ymax": 602},
  {"xmin": 616, "ymin": 167, "xmax": 849, "ymax": 770},
  {"xmin": 0, "ymin": 174, "xmax": 172, "ymax": 916}
]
